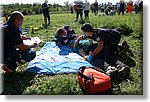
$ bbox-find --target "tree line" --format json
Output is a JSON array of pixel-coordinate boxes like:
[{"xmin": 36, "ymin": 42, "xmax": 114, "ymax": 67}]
[{"xmin": 1, "ymin": 3, "xmax": 70, "ymax": 17}]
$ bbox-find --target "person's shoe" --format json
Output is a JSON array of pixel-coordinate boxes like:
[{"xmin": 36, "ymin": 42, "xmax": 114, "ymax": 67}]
[
  {"xmin": 2, "ymin": 64, "xmax": 16, "ymax": 73},
  {"xmin": 106, "ymin": 66, "xmax": 118, "ymax": 75},
  {"xmin": 117, "ymin": 65, "xmax": 130, "ymax": 80},
  {"xmin": 48, "ymin": 22, "xmax": 50, "ymax": 25},
  {"xmin": 74, "ymin": 20, "xmax": 77, "ymax": 22},
  {"xmin": 106, "ymin": 65, "xmax": 130, "ymax": 80}
]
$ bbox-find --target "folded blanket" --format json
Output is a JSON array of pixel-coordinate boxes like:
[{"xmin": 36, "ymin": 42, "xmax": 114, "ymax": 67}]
[{"xmin": 26, "ymin": 42, "xmax": 94, "ymax": 74}]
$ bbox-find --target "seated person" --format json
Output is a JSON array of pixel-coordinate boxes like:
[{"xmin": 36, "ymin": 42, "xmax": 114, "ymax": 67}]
[
  {"xmin": 2, "ymin": 11, "xmax": 38, "ymax": 73},
  {"xmin": 104, "ymin": 6, "xmax": 116, "ymax": 16},
  {"xmin": 55, "ymin": 25, "xmax": 76, "ymax": 45}
]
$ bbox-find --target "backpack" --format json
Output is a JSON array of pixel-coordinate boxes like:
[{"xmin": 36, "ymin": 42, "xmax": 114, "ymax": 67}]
[{"xmin": 77, "ymin": 66, "xmax": 112, "ymax": 94}]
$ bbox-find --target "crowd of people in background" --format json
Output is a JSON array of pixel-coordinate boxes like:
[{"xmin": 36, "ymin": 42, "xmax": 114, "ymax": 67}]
[
  {"xmin": 72, "ymin": 0, "xmax": 143, "ymax": 20},
  {"xmin": 3, "ymin": 0, "xmax": 143, "ymax": 24}
]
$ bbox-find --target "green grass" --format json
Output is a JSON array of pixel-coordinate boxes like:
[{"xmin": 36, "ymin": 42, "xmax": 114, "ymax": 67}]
[{"xmin": 1, "ymin": 12, "xmax": 143, "ymax": 95}]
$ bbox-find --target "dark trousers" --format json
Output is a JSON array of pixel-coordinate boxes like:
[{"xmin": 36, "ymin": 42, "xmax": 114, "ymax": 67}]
[
  {"xmin": 92, "ymin": 48, "xmax": 117, "ymax": 67},
  {"xmin": 75, "ymin": 9, "xmax": 83, "ymax": 21},
  {"xmin": 107, "ymin": 32, "xmax": 121, "ymax": 55},
  {"xmin": 91, "ymin": 52, "xmax": 129, "ymax": 72},
  {"xmin": 84, "ymin": 10, "xmax": 89, "ymax": 19},
  {"xmin": 105, "ymin": 10, "xmax": 109, "ymax": 15},
  {"xmin": 94, "ymin": 8, "xmax": 98, "ymax": 15},
  {"xmin": 43, "ymin": 13, "xmax": 50, "ymax": 25},
  {"xmin": 4, "ymin": 49, "xmax": 36, "ymax": 70},
  {"xmin": 118, "ymin": 7, "xmax": 124, "ymax": 15},
  {"xmin": 91, "ymin": 58, "xmax": 109, "ymax": 71}
]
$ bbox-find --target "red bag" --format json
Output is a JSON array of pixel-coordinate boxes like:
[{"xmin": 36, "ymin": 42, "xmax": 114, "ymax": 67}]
[{"xmin": 77, "ymin": 66, "xmax": 112, "ymax": 94}]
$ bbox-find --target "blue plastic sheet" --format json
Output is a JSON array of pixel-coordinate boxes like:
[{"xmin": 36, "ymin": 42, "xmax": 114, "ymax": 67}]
[{"xmin": 26, "ymin": 42, "xmax": 93, "ymax": 74}]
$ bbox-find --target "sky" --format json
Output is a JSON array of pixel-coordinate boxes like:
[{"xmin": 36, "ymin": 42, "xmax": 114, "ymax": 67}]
[{"xmin": 0, "ymin": 0, "xmax": 138, "ymax": 5}]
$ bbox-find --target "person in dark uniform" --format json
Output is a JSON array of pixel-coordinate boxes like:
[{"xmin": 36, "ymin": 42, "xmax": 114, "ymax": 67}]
[
  {"xmin": 74, "ymin": 23, "xmax": 121, "ymax": 67},
  {"xmin": 118, "ymin": 0, "xmax": 125, "ymax": 15},
  {"xmin": 74, "ymin": 24, "xmax": 130, "ymax": 78},
  {"xmin": 42, "ymin": 0, "xmax": 50, "ymax": 25},
  {"xmin": 74, "ymin": 1, "xmax": 84, "ymax": 22},
  {"xmin": 70, "ymin": 5, "xmax": 74, "ymax": 14},
  {"xmin": 136, "ymin": 1, "xmax": 143, "ymax": 14},
  {"xmin": 93, "ymin": 0, "xmax": 98, "ymax": 15},
  {"xmin": 2, "ymin": 11, "xmax": 38, "ymax": 73}
]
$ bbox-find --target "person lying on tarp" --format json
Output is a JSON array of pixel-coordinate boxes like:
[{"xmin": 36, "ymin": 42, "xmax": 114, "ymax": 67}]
[
  {"xmin": 2, "ymin": 11, "xmax": 38, "ymax": 73},
  {"xmin": 55, "ymin": 25, "xmax": 76, "ymax": 47}
]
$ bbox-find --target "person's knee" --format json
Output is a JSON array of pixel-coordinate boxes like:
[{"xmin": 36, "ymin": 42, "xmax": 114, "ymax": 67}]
[
  {"xmin": 5, "ymin": 59, "xmax": 18, "ymax": 70},
  {"xmin": 20, "ymin": 50, "xmax": 36, "ymax": 62},
  {"xmin": 25, "ymin": 50, "xmax": 36, "ymax": 62}
]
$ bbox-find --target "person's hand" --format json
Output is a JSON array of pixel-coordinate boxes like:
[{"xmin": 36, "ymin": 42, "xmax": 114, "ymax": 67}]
[
  {"xmin": 31, "ymin": 42, "xmax": 38, "ymax": 48},
  {"xmin": 82, "ymin": 34, "xmax": 87, "ymax": 39},
  {"xmin": 84, "ymin": 54, "xmax": 93, "ymax": 62},
  {"xmin": 22, "ymin": 35, "xmax": 31, "ymax": 40},
  {"xmin": 26, "ymin": 37, "xmax": 31, "ymax": 40},
  {"xmin": 84, "ymin": 56, "xmax": 88, "ymax": 61},
  {"xmin": 87, "ymin": 54, "xmax": 93, "ymax": 62},
  {"xmin": 84, "ymin": 55, "xmax": 88, "ymax": 61},
  {"xmin": 78, "ymin": 35, "xmax": 84, "ymax": 40}
]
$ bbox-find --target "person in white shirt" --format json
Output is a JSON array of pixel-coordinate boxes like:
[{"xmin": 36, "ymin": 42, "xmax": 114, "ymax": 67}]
[{"xmin": 83, "ymin": 0, "xmax": 90, "ymax": 19}]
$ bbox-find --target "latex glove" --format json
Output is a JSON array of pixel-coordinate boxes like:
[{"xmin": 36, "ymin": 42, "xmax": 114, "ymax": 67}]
[{"xmin": 87, "ymin": 54, "xmax": 93, "ymax": 62}]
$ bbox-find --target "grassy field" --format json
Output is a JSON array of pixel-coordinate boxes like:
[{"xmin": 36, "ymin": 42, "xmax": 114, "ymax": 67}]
[{"xmin": 1, "ymin": 12, "xmax": 143, "ymax": 95}]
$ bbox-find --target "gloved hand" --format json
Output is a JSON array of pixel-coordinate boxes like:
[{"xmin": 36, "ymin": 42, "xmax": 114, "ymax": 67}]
[{"xmin": 87, "ymin": 54, "xmax": 93, "ymax": 62}]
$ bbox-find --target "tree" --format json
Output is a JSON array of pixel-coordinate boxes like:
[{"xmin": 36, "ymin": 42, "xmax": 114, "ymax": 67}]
[{"xmin": 64, "ymin": 1, "xmax": 70, "ymax": 11}]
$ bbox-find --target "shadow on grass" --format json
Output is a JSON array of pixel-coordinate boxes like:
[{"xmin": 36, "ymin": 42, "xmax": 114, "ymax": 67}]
[{"xmin": 1, "ymin": 72, "xmax": 36, "ymax": 95}]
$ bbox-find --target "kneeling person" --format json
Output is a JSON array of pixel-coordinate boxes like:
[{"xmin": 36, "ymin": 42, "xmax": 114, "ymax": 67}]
[
  {"xmin": 74, "ymin": 23, "xmax": 121, "ymax": 67},
  {"xmin": 74, "ymin": 32, "xmax": 130, "ymax": 79}
]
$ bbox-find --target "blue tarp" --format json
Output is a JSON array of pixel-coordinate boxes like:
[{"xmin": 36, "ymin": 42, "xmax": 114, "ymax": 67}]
[{"xmin": 25, "ymin": 42, "xmax": 94, "ymax": 74}]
